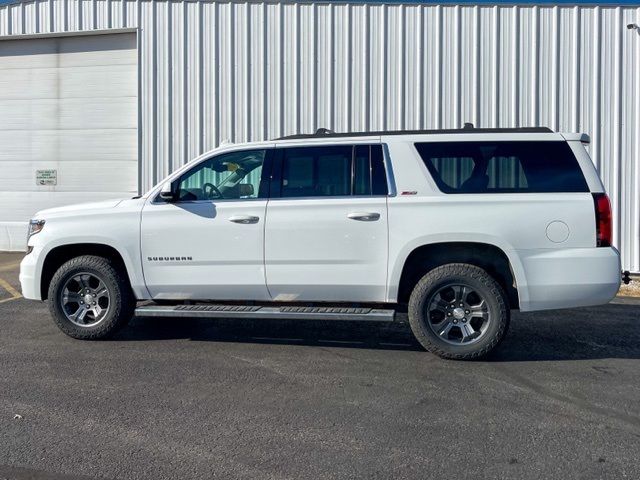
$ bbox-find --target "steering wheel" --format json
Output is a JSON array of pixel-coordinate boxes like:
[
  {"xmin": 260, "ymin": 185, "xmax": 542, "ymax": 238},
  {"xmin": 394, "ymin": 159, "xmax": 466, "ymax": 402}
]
[{"xmin": 202, "ymin": 182, "xmax": 223, "ymax": 199}]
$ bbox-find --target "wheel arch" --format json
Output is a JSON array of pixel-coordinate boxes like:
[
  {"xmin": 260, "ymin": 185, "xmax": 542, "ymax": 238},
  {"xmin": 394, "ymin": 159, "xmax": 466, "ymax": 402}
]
[
  {"xmin": 40, "ymin": 243, "xmax": 133, "ymax": 300},
  {"xmin": 394, "ymin": 241, "xmax": 521, "ymax": 308}
]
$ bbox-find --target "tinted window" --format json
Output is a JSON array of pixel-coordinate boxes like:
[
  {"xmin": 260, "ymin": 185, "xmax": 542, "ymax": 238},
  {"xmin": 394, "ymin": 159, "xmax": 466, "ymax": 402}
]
[
  {"xmin": 354, "ymin": 145, "xmax": 371, "ymax": 195},
  {"xmin": 278, "ymin": 145, "xmax": 388, "ymax": 198},
  {"xmin": 176, "ymin": 149, "xmax": 267, "ymax": 201},
  {"xmin": 370, "ymin": 145, "xmax": 388, "ymax": 195},
  {"xmin": 415, "ymin": 141, "xmax": 588, "ymax": 194}
]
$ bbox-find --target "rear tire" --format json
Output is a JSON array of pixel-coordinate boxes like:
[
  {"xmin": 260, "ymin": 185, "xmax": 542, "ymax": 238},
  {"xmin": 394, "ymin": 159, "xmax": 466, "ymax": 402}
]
[
  {"xmin": 408, "ymin": 263, "xmax": 509, "ymax": 360},
  {"xmin": 48, "ymin": 255, "xmax": 135, "ymax": 339}
]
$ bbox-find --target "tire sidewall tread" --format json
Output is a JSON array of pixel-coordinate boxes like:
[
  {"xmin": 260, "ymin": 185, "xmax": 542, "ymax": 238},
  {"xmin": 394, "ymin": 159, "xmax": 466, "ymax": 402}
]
[
  {"xmin": 47, "ymin": 255, "xmax": 134, "ymax": 340},
  {"xmin": 408, "ymin": 263, "xmax": 510, "ymax": 360}
]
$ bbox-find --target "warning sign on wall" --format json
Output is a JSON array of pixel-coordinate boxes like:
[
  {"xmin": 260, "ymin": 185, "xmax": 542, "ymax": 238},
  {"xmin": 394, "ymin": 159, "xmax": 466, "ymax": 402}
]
[{"xmin": 36, "ymin": 169, "xmax": 57, "ymax": 186}]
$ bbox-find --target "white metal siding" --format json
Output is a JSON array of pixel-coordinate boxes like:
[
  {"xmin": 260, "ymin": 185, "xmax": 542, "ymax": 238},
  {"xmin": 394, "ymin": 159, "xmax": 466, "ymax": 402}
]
[
  {"xmin": 0, "ymin": 0, "xmax": 638, "ymax": 273},
  {"xmin": 0, "ymin": 30, "xmax": 137, "ymax": 250}
]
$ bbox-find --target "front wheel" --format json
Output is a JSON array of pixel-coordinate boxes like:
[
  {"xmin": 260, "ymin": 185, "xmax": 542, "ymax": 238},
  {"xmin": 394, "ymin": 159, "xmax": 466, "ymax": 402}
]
[
  {"xmin": 48, "ymin": 255, "xmax": 135, "ymax": 339},
  {"xmin": 408, "ymin": 263, "xmax": 510, "ymax": 360}
]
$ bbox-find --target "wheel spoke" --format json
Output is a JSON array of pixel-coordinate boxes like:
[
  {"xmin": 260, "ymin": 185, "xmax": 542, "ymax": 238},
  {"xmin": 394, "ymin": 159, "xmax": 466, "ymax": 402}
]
[
  {"xmin": 437, "ymin": 321, "xmax": 454, "ymax": 338},
  {"xmin": 95, "ymin": 284, "xmax": 109, "ymax": 299},
  {"xmin": 470, "ymin": 309, "xmax": 488, "ymax": 319},
  {"xmin": 429, "ymin": 295, "xmax": 449, "ymax": 313},
  {"xmin": 452, "ymin": 285, "xmax": 470, "ymax": 303},
  {"xmin": 469, "ymin": 298, "xmax": 486, "ymax": 309},
  {"xmin": 451, "ymin": 285, "xmax": 462, "ymax": 302},
  {"xmin": 75, "ymin": 274, "xmax": 91, "ymax": 290},
  {"xmin": 91, "ymin": 305, "xmax": 103, "ymax": 318},
  {"xmin": 62, "ymin": 291, "xmax": 82, "ymax": 305},
  {"xmin": 470, "ymin": 300, "xmax": 488, "ymax": 319},
  {"xmin": 68, "ymin": 305, "xmax": 88, "ymax": 324},
  {"xmin": 461, "ymin": 286, "xmax": 470, "ymax": 303},
  {"xmin": 460, "ymin": 323, "xmax": 476, "ymax": 342}
]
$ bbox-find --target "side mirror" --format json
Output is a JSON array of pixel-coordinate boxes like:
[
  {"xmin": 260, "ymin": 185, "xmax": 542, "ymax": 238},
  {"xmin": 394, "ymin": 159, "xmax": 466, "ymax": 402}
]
[
  {"xmin": 238, "ymin": 183, "xmax": 254, "ymax": 197},
  {"xmin": 158, "ymin": 181, "xmax": 176, "ymax": 202}
]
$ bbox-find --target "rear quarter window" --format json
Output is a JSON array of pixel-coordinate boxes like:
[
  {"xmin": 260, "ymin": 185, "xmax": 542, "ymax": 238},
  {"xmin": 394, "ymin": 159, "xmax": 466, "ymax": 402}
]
[{"xmin": 414, "ymin": 141, "xmax": 589, "ymax": 194}]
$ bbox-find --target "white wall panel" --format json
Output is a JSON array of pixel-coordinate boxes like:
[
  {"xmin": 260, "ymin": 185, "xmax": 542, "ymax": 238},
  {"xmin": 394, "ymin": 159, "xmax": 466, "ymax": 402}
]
[
  {"xmin": 0, "ymin": 31, "xmax": 137, "ymax": 250},
  {"xmin": 0, "ymin": 0, "xmax": 638, "ymax": 273}
]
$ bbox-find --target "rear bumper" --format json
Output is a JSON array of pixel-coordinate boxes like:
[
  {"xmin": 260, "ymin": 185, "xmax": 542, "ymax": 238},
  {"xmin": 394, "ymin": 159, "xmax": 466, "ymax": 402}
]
[
  {"xmin": 19, "ymin": 247, "xmax": 41, "ymax": 301},
  {"xmin": 517, "ymin": 247, "xmax": 621, "ymax": 312}
]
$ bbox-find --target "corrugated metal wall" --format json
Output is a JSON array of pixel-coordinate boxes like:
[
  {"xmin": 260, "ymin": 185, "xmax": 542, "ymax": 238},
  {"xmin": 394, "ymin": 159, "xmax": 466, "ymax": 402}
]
[{"xmin": 1, "ymin": 0, "xmax": 638, "ymax": 272}]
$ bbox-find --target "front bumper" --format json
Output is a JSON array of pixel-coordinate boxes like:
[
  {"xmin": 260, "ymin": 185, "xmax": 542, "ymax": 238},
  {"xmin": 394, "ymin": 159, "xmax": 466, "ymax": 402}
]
[
  {"xmin": 517, "ymin": 246, "xmax": 621, "ymax": 312},
  {"xmin": 19, "ymin": 247, "xmax": 42, "ymax": 300}
]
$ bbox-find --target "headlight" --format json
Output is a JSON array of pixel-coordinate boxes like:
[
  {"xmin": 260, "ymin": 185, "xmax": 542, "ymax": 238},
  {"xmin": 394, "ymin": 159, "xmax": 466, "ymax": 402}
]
[{"xmin": 27, "ymin": 219, "xmax": 45, "ymax": 239}]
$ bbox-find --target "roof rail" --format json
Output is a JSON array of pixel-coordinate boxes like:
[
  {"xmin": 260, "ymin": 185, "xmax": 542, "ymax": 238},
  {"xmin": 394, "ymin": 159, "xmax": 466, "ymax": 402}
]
[{"xmin": 276, "ymin": 125, "xmax": 554, "ymax": 140}]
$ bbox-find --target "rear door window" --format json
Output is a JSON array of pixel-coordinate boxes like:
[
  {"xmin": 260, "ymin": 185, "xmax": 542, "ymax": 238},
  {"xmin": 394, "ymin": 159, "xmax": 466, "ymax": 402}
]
[
  {"xmin": 414, "ymin": 141, "xmax": 588, "ymax": 194},
  {"xmin": 274, "ymin": 144, "xmax": 388, "ymax": 198}
]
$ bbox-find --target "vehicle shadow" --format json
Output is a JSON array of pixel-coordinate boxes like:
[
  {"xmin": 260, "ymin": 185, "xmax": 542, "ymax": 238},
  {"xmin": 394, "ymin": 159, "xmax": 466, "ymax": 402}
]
[
  {"xmin": 491, "ymin": 302, "xmax": 640, "ymax": 362},
  {"xmin": 114, "ymin": 302, "xmax": 640, "ymax": 361},
  {"xmin": 118, "ymin": 315, "xmax": 423, "ymax": 351}
]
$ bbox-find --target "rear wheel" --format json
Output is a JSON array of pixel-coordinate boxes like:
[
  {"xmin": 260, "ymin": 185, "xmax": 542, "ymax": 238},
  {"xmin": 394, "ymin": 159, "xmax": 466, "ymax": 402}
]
[
  {"xmin": 48, "ymin": 255, "xmax": 135, "ymax": 339},
  {"xmin": 408, "ymin": 263, "xmax": 509, "ymax": 360}
]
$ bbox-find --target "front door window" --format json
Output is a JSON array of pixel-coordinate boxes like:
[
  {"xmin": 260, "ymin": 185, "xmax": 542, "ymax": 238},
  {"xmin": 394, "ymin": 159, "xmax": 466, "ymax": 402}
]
[{"xmin": 176, "ymin": 149, "xmax": 267, "ymax": 202}]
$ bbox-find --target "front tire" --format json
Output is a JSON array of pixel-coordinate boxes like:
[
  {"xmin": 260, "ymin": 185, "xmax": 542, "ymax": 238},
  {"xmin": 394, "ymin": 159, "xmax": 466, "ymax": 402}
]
[
  {"xmin": 408, "ymin": 263, "xmax": 509, "ymax": 360},
  {"xmin": 48, "ymin": 255, "xmax": 135, "ymax": 339}
]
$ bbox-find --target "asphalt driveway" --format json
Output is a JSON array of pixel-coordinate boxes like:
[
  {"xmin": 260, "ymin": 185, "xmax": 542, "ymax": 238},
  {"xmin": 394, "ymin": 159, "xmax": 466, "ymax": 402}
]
[{"xmin": 0, "ymin": 252, "xmax": 639, "ymax": 479}]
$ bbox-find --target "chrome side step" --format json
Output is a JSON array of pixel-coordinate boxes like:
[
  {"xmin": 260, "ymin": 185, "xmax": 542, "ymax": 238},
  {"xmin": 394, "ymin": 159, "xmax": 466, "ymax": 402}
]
[{"xmin": 135, "ymin": 304, "xmax": 396, "ymax": 322}]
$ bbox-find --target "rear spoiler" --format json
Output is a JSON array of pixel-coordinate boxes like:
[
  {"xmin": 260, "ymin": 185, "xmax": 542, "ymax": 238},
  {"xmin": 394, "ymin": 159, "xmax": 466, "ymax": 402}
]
[{"xmin": 561, "ymin": 132, "xmax": 591, "ymax": 145}]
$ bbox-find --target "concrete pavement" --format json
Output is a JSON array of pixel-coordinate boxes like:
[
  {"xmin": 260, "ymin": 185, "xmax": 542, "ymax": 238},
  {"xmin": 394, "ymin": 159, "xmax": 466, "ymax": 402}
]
[{"xmin": 1, "ymin": 253, "xmax": 639, "ymax": 479}]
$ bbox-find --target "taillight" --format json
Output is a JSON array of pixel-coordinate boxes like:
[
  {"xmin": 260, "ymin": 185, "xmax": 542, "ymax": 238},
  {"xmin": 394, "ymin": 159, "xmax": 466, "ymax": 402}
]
[{"xmin": 592, "ymin": 193, "xmax": 612, "ymax": 247}]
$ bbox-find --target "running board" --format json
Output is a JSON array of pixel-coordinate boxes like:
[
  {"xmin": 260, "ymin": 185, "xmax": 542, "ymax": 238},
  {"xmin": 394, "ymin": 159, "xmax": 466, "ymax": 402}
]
[{"xmin": 135, "ymin": 304, "xmax": 396, "ymax": 322}]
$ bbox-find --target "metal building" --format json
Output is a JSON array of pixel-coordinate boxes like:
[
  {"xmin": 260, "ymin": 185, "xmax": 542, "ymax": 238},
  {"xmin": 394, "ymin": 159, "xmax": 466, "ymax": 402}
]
[{"xmin": 0, "ymin": 0, "xmax": 638, "ymax": 273}]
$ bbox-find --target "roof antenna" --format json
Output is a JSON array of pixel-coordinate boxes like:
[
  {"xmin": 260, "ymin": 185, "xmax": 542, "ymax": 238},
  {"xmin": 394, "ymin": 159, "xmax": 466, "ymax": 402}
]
[
  {"xmin": 315, "ymin": 128, "xmax": 334, "ymax": 135},
  {"xmin": 462, "ymin": 123, "xmax": 474, "ymax": 130}
]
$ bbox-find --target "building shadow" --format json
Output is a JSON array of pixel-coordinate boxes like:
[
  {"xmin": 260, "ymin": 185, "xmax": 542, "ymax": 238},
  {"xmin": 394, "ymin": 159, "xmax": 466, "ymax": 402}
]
[{"xmin": 113, "ymin": 302, "xmax": 640, "ymax": 362}]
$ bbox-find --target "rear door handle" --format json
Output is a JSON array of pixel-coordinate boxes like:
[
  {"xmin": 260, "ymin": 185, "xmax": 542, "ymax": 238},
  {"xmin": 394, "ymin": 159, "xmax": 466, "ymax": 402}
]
[
  {"xmin": 228, "ymin": 215, "xmax": 260, "ymax": 224},
  {"xmin": 347, "ymin": 212, "xmax": 380, "ymax": 222}
]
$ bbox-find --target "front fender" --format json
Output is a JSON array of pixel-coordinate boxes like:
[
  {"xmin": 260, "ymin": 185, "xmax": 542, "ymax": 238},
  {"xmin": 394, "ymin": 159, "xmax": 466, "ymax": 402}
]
[{"xmin": 27, "ymin": 205, "xmax": 148, "ymax": 300}]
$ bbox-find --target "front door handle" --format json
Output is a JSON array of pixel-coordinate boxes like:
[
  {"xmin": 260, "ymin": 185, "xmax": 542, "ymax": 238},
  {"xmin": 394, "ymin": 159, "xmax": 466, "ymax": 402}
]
[
  {"xmin": 347, "ymin": 212, "xmax": 380, "ymax": 222},
  {"xmin": 228, "ymin": 215, "xmax": 260, "ymax": 224}
]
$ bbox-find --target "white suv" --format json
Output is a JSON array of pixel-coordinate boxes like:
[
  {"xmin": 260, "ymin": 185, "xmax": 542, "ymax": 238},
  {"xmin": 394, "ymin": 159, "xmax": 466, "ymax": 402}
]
[{"xmin": 19, "ymin": 127, "xmax": 621, "ymax": 359}]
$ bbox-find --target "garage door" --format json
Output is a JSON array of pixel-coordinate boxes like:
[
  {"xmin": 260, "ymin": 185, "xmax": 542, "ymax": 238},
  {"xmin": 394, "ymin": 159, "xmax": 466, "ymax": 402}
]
[{"xmin": 0, "ymin": 32, "xmax": 137, "ymax": 251}]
